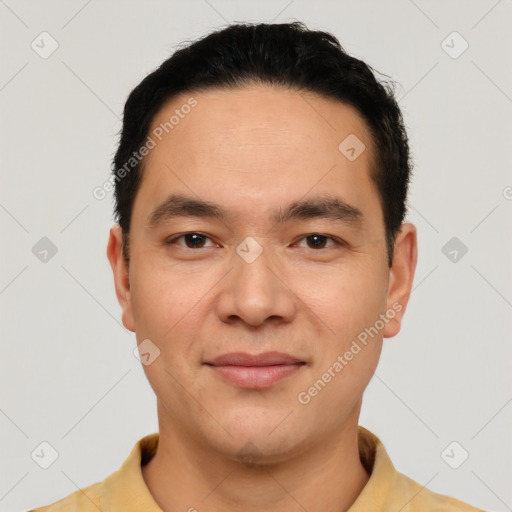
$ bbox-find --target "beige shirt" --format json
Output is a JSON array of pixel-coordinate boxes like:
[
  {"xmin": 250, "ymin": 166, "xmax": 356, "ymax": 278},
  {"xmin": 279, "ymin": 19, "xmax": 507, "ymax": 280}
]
[{"xmin": 30, "ymin": 426, "xmax": 484, "ymax": 511}]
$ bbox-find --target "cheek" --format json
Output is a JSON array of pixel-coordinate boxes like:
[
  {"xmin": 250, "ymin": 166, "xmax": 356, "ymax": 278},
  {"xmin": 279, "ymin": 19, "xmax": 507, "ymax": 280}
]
[
  {"xmin": 290, "ymin": 257, "xmax": 388, "ymax": 339},
  {"xmin": 128, "ymin": 261, "xmax": 194, "ymax": 341},
  {"xmin": 128, "ymin": 259, "xmax": 218, "ymax": 377}
]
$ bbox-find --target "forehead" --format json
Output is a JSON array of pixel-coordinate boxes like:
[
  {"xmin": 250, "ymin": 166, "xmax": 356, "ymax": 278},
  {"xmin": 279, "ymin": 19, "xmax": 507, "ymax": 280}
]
[
  {"xmin": 147, "ymin": 85, "xmax": 373, "ymax": 165},
  {"xmin": 134, "ymin": 84, "xmax": 382, "ymax": 230}
]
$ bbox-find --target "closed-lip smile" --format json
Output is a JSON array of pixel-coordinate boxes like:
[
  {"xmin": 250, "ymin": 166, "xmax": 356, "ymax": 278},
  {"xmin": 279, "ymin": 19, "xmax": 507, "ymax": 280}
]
[{"xmin": 205, "ymin": 351, "xmax": 306, "ymax": 389}]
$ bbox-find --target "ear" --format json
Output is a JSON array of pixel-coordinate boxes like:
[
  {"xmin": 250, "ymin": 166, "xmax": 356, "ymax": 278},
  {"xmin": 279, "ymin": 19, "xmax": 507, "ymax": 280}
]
[
  {"xmin": 107, "ymin": 225, "xmax": 135, "ymax": 332},
  {"xmin": 383, "ymin": 222, "xmax": 418, "ymax": 338}
]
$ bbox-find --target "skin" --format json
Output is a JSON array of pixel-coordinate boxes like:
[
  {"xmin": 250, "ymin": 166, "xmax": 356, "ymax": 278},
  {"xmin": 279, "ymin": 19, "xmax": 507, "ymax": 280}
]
[{"xmin": 107, "ymin": 84, "xmax": 417, "ymax": 512}]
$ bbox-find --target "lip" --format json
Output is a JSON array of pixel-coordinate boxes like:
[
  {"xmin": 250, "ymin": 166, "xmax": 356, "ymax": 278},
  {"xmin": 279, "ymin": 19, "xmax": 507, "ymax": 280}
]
[
  {"xmin": 205, "ymin": 351, "xmax": 305, "ymax": 389},
  {"xmin": 208, "ymin": 351, "xmax": 303, "ymax": 367}
]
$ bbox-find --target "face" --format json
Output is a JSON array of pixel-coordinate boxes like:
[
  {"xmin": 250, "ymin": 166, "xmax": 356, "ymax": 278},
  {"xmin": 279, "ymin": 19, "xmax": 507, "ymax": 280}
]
[{"xmin": 108, "ymin": 85, "xmax": 417, "ymax": 463}]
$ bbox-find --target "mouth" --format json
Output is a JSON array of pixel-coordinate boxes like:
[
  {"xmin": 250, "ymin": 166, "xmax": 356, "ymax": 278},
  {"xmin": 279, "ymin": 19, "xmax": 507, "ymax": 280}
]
[{"xmin": 204, "ymin": 351, "xmax": 306, "ymax": 389}]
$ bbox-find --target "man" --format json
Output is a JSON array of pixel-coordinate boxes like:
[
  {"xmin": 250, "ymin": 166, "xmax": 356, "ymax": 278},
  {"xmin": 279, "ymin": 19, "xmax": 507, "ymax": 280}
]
[{"xmin": 31, "ymin": 21, "xmax": 483, "ymax": 511}]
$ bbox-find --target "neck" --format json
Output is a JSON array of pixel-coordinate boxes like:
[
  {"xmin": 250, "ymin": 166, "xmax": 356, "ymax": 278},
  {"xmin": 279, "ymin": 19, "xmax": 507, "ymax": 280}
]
[{"xmin": 142, "ymin": 403, "xmax": 370, "ymax": 512}]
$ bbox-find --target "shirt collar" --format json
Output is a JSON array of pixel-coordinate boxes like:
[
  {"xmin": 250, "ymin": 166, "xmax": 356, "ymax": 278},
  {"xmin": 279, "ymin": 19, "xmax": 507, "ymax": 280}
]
[
  {"xmin": 99, "ymin": 426, "xmax": 395, "ymax": 511},
  {"xmin": 101, "ymin": 432, "xmax": 161, "ymax": 510}
]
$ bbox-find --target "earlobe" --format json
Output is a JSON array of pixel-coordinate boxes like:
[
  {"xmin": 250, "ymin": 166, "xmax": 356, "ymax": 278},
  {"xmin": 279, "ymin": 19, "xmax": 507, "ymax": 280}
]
[
  {"xmin": 383, "ymin": 222, "xmax": 418, "ymax": 339},
  {"xmin": 107, "ymin": 225, "xmax": 136, "ymax": 332}
]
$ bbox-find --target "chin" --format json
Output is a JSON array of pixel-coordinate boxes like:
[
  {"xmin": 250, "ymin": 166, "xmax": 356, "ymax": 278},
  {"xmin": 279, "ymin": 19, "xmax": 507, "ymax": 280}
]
[{"xmin": 200, "ymin": 409, "xmax": 311, "ymax": 465}]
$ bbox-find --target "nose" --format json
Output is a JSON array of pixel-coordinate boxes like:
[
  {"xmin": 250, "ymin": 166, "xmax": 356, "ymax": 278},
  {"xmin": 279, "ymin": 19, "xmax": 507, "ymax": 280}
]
[{"xmin": 215, "ymin": 245, "xmax": 297, "ymax": 327}]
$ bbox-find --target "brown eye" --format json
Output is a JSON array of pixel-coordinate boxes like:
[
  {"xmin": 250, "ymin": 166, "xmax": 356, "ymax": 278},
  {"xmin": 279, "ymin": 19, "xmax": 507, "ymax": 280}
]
[
  {"xmin": 296, "ymin": 234, "xmax": 338, "ymax": 250},
  {"xmin": 184, "ymin": 233, "xmax": 207, "ymax": 248},
  {"xmin": 305, "ymin": 234, "xmax": 328, "ymax": 249},
  {"xmin": 168, "ymin": 233, "xmax": 215, "ymax": 248}
]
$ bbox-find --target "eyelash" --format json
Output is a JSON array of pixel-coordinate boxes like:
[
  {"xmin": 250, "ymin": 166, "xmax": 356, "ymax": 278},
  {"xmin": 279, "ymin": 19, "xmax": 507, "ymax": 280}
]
[{"xmin": 166, "ymin": 232, "xmax": 344, "ymax": 250}]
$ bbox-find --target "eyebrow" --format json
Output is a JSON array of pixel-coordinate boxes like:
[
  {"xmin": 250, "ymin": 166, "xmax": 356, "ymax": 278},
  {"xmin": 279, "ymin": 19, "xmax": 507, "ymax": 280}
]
[
  {"xmin": 148, "ymin": 194, "xmax": 226, "ymax": 227},
  {"xmin": 147, "ymin": 193, "xmax": 364, "ymax": 229},
  {"xmin": 272, "ymin": 195, "xmax": 363, "ymax": 227}
]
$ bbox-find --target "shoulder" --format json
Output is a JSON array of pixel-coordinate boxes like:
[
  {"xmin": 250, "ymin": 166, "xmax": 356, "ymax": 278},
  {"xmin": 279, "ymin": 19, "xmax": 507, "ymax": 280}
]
[
  {"xmin": 356, "ymin": 426, "xmax": 485, "ymax": 511},
  {"xmin": 27, "ymin": 479, "xmax": 105, "ymax": 512},
  {"xmin": 391, "ymin": 471, "xmax": 485, "ymax": 511},
  {"xmin": 27, "ymin": 434, "xmax": 159, "ymax": 512}
]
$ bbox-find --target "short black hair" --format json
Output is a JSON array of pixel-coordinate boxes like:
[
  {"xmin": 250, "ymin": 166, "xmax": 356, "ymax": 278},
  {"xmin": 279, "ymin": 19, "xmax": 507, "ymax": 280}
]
[{"xmin": 112, "ymin": 21, "xmax": 412, "ymax": 267}]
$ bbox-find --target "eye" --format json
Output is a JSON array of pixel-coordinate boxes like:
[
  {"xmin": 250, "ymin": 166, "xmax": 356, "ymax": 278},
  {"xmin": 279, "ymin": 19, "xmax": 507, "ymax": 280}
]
[
  {"xmin": 167, "ymin": 232, "xmax": 217, "ymax": 249},
  {"xmin": 296, "ymin": 234, "xmax": 340, "ymax": 249}
]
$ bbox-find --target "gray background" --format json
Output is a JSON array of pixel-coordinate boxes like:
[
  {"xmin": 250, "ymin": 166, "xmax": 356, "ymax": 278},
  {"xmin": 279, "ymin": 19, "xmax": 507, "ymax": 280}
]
[{"xmin": 1, "ymin": 1, "xmax": 511, "ymax": 511}]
